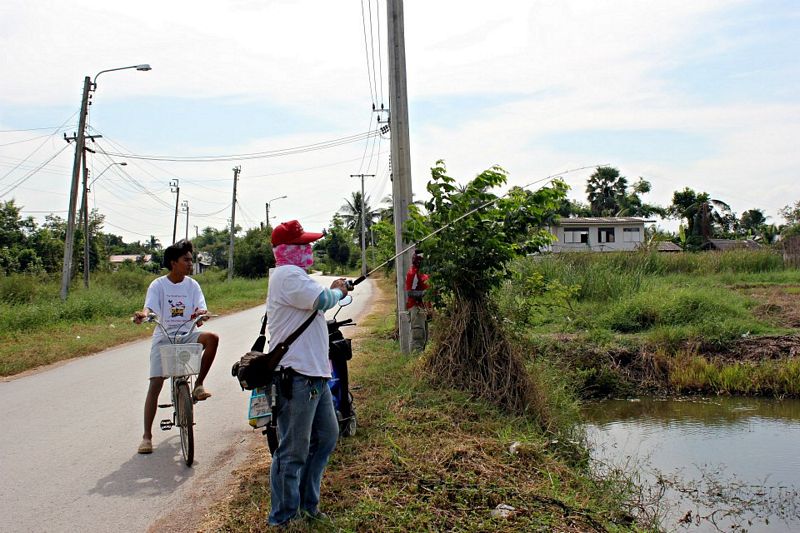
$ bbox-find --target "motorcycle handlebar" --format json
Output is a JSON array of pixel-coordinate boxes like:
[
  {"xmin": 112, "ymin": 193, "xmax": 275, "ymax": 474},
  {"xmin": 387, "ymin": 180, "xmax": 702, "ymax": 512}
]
[
  {"xmin": 328, "ymin": 317, "xmax": 354, "ymax": 328},
  {"xmin": 345, "ymin": 276, "xmax": 366, "ymax": 291}
]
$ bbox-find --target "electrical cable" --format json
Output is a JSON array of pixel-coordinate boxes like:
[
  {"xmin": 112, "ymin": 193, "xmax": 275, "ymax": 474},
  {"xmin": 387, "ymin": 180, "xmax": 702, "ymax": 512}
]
[
  {"xmin": 367, "ymin": 0, "xmax": 380, "ymax": 109},
  {"xmin": 0, "ymin": 111, "xmax": 77, "ymax": 184},
  {"xmin": 0, "ymin": 133, "xmax": 57, "ymax": 148},
  {"xmin": 375, "ymin": 0, "xmax": 385, "ymax": 108},
  {"xmin": 94, "ymin": 130, "xmax": 378, "ymax": 162},
  {"xmin": 0, "ymin": 143, "xmax": 71, "ymax": 197},
  {"xmin": 0, "ymin": 125, "xmax": 75, "ymax": 133},
  {"xmin": 360, "ymin": 0, "xmax": 377, "ymax": 107}
]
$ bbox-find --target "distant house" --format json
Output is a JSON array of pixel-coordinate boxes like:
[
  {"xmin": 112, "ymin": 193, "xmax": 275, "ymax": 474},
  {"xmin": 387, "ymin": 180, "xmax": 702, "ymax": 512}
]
[
  {"xmin": 194, "ymin": 251, "xmax": 213, "ymax": 274},
  {"xmin": 703, "ymin": 239, "xmax": 761, "ymax": 251},
  {"xmin": 548, "ymin": 217, "xmax": 655, "ymax": 253},
  {"xmin": 109, "ymin": 254, "xmax": 152, "ymax": 268}
]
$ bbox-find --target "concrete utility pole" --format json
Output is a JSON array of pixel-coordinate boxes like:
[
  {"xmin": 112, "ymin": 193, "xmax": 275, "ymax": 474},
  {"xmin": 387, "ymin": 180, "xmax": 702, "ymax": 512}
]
[
  {"xmin": 350, "ymin": 174, "xmax": 374, "ymax": 276},
  {"xmin": 228, "ymin": 166, "xmax": 241, "ymax": 280},
  {"xmin": 387, "ymin": 0, "xmax": 414, "ymax": 353},
  {"xmin": 181, "ymin": 200, "xmax": 189, "ymax": 240},
  {"xmin": 60, "ymin": 76, "xmax": 91, "ymax": 301},
  {"xmin": 81, "ymin": 149, "xmax": 90, "ymax": 288},
  {"xmin": 170, "ymin": 179, "xmax": 180, "ymax": 244}
]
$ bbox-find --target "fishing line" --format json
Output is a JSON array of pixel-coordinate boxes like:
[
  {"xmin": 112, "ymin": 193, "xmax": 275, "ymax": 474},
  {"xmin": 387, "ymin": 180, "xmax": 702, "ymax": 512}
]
[{"xmin": 348, "ymin": 164, "xmax": 603, "ymax": 286}]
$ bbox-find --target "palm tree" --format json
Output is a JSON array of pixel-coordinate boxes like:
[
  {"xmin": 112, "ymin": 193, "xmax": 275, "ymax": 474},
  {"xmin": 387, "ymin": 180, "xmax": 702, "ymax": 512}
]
[
  {"xmin": 585, "ymin": 166, "xmax": 628, "ymax": 216},
  {"xmin": 339, "ymin": 191, "xmax": 378, "ymax": 244}
]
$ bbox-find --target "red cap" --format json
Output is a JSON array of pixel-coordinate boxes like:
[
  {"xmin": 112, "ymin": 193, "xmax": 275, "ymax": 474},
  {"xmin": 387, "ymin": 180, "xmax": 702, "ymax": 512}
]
[{"xmin": 271, "ymin": 220, "xmax": 323, "ymax": 246}]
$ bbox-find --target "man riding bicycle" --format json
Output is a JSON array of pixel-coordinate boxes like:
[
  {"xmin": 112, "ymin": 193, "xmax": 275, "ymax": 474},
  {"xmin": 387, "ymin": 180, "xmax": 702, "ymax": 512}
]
[{"xmin": 132, "ymin": 240, "xmax": 219, "ymax": 455}]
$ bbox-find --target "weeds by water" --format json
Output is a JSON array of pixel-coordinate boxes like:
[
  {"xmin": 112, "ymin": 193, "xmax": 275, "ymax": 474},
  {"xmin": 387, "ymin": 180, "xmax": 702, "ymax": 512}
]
[{"xmin": 499, "ymin": 250, "xmax": 800, "ymax": 398}]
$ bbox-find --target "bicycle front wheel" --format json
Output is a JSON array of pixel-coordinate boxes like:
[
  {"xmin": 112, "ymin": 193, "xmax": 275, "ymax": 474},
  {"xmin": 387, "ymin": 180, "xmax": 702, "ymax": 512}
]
[{"xmin": 175, "ymin": 381, "xmax": 194, "ymax": 466}]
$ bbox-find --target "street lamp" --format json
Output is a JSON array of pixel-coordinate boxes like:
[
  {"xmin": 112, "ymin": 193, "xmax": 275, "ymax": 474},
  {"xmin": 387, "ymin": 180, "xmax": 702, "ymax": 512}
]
[
  {"xmin": 88, "ymin": 161, "xmax": 127, "ymax": 190},
  {"xmin": 60, "ymin": 64, "xmax": 151, "ymax": 300},
  {"xmin": 265, "ymin": 195, "xmax": 288, "ymax": 229}
]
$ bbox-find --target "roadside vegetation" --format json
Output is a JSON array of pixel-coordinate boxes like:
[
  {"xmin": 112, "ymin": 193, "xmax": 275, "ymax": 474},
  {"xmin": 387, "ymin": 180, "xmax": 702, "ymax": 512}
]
[
  {"xmin": 497, "ymin": 249, "xmax": 800, "ymax": 398},
  {"xmin": 0, "ymin": 267, "xmax": 268, "ymax": 376},
  {"xmin": 204, "ymin": 280, "xmax": 652, "ymax": 532}
]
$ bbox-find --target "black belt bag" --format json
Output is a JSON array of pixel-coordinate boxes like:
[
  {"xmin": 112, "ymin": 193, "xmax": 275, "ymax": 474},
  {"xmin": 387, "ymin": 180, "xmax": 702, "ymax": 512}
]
[{"xmin": 231, "ymin": 311, "xmax": 317, "ymax": 390}]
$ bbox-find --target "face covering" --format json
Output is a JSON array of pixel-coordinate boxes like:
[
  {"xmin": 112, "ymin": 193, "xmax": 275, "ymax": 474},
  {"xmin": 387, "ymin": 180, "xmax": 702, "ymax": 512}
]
[{"xmin": 274, "ymin": 244, "xmax": 314, "ymax": 268}]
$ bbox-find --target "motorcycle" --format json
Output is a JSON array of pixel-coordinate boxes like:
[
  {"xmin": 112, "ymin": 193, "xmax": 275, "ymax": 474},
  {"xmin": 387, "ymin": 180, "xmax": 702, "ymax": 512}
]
[{"xmin": 250, "ymin": 295, "xmax": 357, "ymax": 455}]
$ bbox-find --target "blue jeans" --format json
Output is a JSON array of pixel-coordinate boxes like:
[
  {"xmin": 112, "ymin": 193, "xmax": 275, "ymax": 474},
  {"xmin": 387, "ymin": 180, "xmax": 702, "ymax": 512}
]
[{"xmin": 269, "ymin": 374, "xmax": 339, "ymax": 526}]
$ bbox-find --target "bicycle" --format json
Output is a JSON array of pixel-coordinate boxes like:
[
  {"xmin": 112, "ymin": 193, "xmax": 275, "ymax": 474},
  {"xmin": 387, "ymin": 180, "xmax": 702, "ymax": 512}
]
[{"xmin": 145, "ymin": 312, "xmax": 210, "ymax": 466}]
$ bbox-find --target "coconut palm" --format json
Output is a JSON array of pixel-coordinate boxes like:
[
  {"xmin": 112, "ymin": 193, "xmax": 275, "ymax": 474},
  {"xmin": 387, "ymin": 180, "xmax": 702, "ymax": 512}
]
[{"xmin": 339, "ymin": 191, "xmax": 379, "ymax": 244}]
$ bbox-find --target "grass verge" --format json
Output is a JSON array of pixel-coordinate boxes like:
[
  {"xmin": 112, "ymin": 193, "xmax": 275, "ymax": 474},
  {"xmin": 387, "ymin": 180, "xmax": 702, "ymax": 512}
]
[
  {"xmin": 201, "ymin": 281, "xmax": 646, "ymax": 532},
  {"xmin": 0, "ymin": 270, "xmax": 268, "ymax": 376}
]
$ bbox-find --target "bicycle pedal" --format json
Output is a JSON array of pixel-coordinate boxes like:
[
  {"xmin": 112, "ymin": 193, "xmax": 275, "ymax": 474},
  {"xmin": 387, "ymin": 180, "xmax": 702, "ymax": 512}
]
[
  {"xmin": 157, "ymin": 403, "xmax": 172, "ymax": 408},
  {"xmin": 159, "ymin": 419, "xmax": 173, "ymax": 431}
]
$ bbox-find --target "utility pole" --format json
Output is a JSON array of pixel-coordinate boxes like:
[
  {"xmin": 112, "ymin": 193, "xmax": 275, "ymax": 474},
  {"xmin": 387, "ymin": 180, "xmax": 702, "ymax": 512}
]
[
  {"xmin": 170, "ymin": 179, "xmax": 180, "ymax": 244},
  {"xmin": 194, "ymin": 225, "xmax": 199, "ymax": 238},
  {"xmin": 181, "ymin": 200, "xmax": 189, "ymax": 241},
  {"xmin": 387, "ymin": 0, "xmax": 414, "ymax": 353},
  {"xmin": 81, "ymin": 149, "xmax": 90, "ymax": 288},
  {"xmin": 228, "ymin": 166, "xmax": 240, "ymax": 280},
  {"xmin": 350, "ymin": 173, "xmax": 374, "ymax": 276},
  {"xmin": 60, "ymin": 76, "xmax": 91, "ymax": 301}
]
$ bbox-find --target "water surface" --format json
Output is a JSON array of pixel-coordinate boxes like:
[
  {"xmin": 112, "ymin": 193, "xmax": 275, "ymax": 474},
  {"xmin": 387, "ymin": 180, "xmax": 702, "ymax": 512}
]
[{"xmin": 584, "ymin": 397, "xmax": 800, "ymax": 532}]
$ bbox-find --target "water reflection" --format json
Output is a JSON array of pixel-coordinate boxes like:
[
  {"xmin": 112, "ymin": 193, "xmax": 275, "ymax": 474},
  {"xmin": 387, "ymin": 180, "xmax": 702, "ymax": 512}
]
[{"xmin": 584, "ymin": 397, "xmax": 800, "ymax": 532}]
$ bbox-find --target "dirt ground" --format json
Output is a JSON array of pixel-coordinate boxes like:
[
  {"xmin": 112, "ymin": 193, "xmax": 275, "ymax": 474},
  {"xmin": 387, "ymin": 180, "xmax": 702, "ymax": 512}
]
[{"xmin": 740, "ymin": 284, "xmax": 800, "ymax": 328}]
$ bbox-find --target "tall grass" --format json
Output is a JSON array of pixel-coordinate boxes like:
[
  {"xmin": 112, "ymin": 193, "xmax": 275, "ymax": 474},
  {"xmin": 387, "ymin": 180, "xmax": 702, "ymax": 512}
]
[{"xmin": 0, "ymin": 268, "xmax": 268, "ymax": 336}]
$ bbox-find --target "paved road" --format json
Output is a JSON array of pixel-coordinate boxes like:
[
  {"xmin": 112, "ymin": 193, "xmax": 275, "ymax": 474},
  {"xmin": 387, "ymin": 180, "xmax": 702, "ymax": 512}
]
[{"xmin": 0, "ymin": 275, "xmax": 374, "ymax": 533}]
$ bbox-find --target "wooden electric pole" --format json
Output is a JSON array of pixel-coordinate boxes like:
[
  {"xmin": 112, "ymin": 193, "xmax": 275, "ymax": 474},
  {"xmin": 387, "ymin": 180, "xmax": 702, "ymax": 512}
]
[
  {"xmin": 60, "ymin": 76, "xmax": 91, "ymax": 301},
  {"xmin": 350, "ymin": 173, "xmax": 374, "ymax": 276},
  {"xmin": 228, "ymin": 166, "xmax": 240, "ymax": 280},
  {"xmin": 170, "ymin": 179, "xmax": 180, "ymax": 244},
  {"xmin": 387, "ymin": 0, "xmax": 414, "ymax": 353}
]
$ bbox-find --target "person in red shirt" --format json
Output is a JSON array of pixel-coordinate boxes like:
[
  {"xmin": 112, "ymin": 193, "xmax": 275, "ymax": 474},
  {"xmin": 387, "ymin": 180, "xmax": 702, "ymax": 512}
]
[{"xmin": 405, "ymin": 251, "xmax": 430, "ymax": 351}]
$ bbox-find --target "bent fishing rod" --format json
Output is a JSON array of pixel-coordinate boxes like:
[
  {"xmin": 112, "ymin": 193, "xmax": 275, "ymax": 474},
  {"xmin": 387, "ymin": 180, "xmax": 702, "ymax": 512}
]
[{"xmin": 344, "ymin": 164, "xmax": 603, "ymax": 290}]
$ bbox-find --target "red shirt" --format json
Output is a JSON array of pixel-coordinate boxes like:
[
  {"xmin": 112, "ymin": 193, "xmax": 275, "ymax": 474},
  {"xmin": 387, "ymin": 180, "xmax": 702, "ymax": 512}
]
[{"xmin": 405, "ymin": 265, "xmax": 429, "ymax": 309}]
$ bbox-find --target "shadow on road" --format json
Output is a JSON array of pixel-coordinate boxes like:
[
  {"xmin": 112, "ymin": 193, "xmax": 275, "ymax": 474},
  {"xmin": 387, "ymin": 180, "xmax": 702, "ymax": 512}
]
[{"xmin": 88, "ymin": 436, "xmax": 196, "ymax": 497}]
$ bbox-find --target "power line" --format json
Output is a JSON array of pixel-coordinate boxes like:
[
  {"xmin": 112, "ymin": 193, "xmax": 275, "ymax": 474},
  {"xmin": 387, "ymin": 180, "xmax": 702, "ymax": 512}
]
[
  {"xmin": 0, "ymin": 133, "xmax": 57, "ymax": 148},
  {"xmin": 375, "ymin": 0, "xmax": 385, "ymax": 107},
  {"xmin": 94, "ymin": 130, "xmax": 378, "ymax": 162},
  {"xmin": 0, "ymin": 111, "xmax": 77, "ymax": 184},
  {"xmin": 367, "ymin": 0, "xmax": 380, "ymax": 109},
  {"xmin": 0, "ymin": 125, "xmax": 76, "ymax": 133},
  {"xmin": 0, "ymin": 143, "xmax": 71, "ymax": 197},
  {"xmin": 360, "ymin": 0, "xmax": 377, "ymax": 107}
]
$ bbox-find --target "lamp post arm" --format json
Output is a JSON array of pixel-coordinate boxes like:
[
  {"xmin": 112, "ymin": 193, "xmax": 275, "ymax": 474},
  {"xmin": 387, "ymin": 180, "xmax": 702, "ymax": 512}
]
[{"xmin": 93, "ymin": 64, "xmax": 151, "ymax": 88}]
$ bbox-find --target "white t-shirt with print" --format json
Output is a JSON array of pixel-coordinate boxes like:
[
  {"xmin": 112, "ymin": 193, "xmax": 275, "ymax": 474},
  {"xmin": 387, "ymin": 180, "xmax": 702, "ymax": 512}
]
[
  {"xmin": 144, "ymin": 275, "xmax": 207, "ymax": 339},
  {"xmin": 266, "ymin": 265, "xmax": 329, "ymax": 378}
]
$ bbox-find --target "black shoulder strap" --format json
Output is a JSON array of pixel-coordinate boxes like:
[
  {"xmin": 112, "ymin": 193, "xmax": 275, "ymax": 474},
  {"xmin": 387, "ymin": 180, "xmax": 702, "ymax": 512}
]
[{"xmin": 280, "ymin": 311, "xmax": 318, "ymax": 348}]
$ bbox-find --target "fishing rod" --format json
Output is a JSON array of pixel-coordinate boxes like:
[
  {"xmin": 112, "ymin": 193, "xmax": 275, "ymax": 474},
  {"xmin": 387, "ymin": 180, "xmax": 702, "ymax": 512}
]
[{"xmin": 344, "ymin": 164, "xmax": 602, "ymax": 290}]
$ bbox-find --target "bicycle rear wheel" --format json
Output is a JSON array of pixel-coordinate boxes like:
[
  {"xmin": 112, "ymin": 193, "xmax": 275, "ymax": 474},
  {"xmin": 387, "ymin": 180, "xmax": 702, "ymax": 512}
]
[{"xmin": 175, "ymin": 381, "xmax": 194, "ymax": 466}]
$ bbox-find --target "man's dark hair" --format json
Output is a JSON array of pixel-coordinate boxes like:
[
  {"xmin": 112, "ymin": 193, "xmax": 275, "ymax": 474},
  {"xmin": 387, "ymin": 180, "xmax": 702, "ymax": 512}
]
[{"xmin": 163, "ymin": 240, "xmax": 194, "ymax": 269}]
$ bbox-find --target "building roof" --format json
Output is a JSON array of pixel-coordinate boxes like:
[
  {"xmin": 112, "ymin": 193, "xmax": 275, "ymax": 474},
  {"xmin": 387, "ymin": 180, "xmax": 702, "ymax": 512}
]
[
  {"xmin": 704, "ymin": 239, "xmax": 762, "ymax": 250},
  {"xmin": 554, "ymin": 217, "xmax": 656, "ymax": 225},
  {"xmin": 655, "ymin": 241, "xmax": 683, "ymax": 252}
]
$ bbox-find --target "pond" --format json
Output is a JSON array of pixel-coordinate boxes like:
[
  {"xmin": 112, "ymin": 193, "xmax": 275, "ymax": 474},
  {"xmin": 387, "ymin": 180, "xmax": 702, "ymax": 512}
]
[{"xmin": 584, "ymin": 397, "xmax": 800, "ymax": 532}]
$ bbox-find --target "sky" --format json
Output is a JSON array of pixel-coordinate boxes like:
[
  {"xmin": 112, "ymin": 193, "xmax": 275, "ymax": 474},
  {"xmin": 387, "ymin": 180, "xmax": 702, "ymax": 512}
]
[{"xmin": 0, "ymin": 0, "xmax": 798, "ymax": 245}]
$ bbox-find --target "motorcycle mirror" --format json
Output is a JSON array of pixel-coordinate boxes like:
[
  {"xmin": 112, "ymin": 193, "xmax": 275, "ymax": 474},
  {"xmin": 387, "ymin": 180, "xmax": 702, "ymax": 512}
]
[{"xmin": 339, "ymin": 295, "xmax": 353, "ymax": 307}]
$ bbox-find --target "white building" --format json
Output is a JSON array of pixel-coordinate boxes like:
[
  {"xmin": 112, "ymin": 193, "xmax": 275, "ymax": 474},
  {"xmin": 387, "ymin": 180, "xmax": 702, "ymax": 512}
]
[{"xmin": 548, "ymin": 217, "xmax": 655, "ymax": 252}]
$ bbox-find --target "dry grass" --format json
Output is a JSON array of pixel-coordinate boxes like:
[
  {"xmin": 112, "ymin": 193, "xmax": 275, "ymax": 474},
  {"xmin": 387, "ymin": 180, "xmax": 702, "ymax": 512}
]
[{"xmin": 200, "ymin": 280, "xmax": 642, "ymax": 532}]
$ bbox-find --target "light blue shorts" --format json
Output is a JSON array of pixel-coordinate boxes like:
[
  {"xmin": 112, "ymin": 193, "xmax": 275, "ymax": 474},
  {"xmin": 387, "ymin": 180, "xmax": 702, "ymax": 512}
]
[{"xmin": 149, "ymin": 332, "xmax": 202, "ymax": 378}]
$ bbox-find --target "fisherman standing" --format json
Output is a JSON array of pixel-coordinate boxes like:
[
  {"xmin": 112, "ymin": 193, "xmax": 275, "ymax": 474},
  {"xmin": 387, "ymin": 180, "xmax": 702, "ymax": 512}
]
[{"xmin": 405, "ymin": 251, "xmax": 430, "ymax": 351}]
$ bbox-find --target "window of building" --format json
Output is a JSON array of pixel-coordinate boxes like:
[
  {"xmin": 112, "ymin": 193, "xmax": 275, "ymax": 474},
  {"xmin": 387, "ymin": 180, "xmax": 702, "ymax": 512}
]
[
  {"xmin": 563, "ymin": 227, "xmax": 589, "ymax": 244},
  {"xmin": 598, "ymin": 227, "xmax": 615, "ymax": 243},
  {"xmin": 623, "ymin": 227, "xmax": 642, "ymax": 242}
]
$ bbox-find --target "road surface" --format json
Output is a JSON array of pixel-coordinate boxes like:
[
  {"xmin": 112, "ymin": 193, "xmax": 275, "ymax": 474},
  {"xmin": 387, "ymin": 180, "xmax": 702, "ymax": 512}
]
[{"xmin": 0, "ymin": 275, "xmax": 375, "ymax": 533}]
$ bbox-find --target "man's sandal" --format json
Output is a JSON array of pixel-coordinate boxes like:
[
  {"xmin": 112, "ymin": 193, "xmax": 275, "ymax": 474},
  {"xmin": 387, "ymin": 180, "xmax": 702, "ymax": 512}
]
[
  {"xmin": 138, "ymin": 438, "xmax": 153, "ymax": 454},
  {"xmin": 193, "ymin": 385, "xmax": 212, "ymax": 401}
]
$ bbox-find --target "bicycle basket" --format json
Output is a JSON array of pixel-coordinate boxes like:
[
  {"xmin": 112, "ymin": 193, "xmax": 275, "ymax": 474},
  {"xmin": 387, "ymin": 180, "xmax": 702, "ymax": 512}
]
[{"xmin": 159, "ymin": 343, "xmax": 203, "ymax": 377}]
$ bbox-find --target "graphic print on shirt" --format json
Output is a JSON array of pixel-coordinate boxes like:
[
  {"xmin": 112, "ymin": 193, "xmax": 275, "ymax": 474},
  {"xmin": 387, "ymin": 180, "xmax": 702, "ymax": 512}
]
[{"xmin": 168, "ymin": 298, "xmax": 186, "ymax": 318}]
